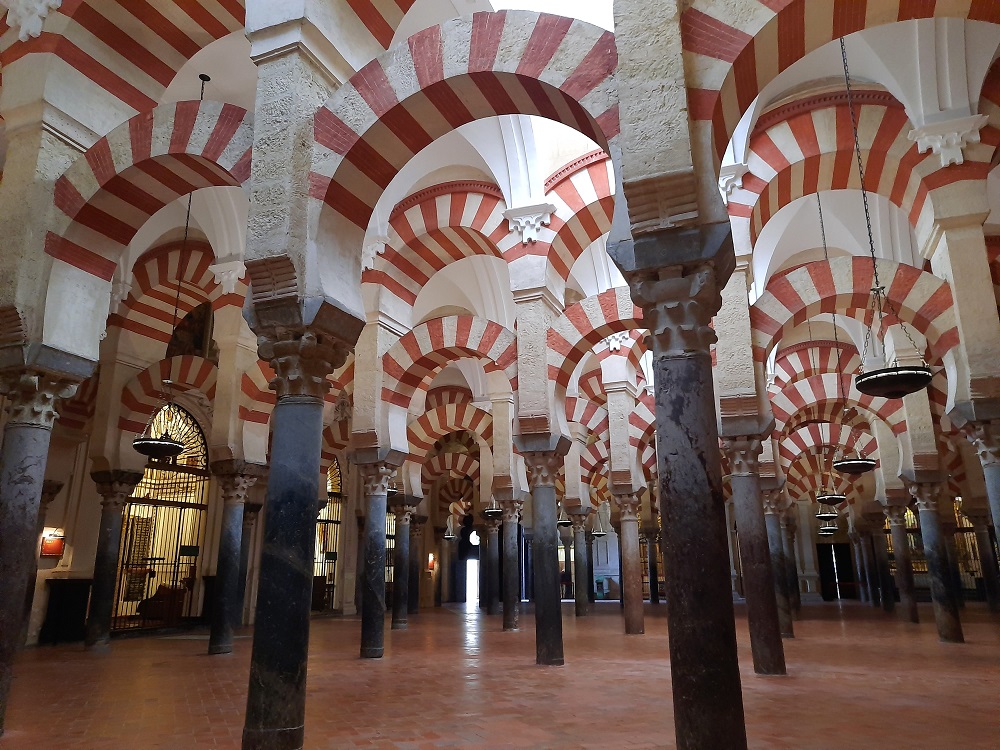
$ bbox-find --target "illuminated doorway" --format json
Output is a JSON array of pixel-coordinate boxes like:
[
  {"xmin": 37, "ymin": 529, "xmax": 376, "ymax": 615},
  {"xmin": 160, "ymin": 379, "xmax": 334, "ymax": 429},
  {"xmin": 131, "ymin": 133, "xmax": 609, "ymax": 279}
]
[{"xmin": 313, "ymin": 458, "xmax": 344, "ymax": 611}]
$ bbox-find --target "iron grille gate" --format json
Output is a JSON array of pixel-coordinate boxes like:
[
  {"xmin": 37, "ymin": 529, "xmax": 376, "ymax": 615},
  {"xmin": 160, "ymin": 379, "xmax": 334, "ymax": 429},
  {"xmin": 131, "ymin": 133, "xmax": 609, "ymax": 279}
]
[{"xmin": 313, "ymin": 499, "xmax": 343, "ymax": 611}]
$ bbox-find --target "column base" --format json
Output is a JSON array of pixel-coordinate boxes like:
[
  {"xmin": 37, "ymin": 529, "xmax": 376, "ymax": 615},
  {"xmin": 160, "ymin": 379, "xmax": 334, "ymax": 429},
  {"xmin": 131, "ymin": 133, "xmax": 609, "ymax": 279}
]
[
  {"xmin": 208, "ymin": 643, "xmax": 233, "ymax": 655},
  {"xmin": 390, "ymin": 621, "xmax": 407, "ymax": 631},
  {"xmin": 84, "ymin": 639, "xmax": 110, "ymax": 653},
  {"xmin": 536, "ymin": 656, "xmax": 564, "ymax": 666},
  {"xmin": 360, "ymin": 646, "xmax": 384, "ymax": 659},
  {"xmin": 242, "ymin": 725, "xmax": 305, "ymax": 750}
]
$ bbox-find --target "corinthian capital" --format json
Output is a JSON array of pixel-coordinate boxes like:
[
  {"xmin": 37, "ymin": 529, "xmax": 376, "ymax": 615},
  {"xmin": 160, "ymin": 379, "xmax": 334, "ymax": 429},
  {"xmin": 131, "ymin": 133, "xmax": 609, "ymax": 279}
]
[
  {"xmin": 358, "ymin": 462, "xmax": 396, "ymax": 495},
  {"xmin": 761, "ymin": 488, "xmax": 785, "ymax": 515},
  {"xmin": 613, "ymin": 493, "xmax": 641, "ymax": 521},
  {"xmin": 962, "ymin": 421, "xmax": 1000, "ymax": 468},
  {"xmin": 257, "ymin": 327, "xmax": 350, "ymax": 400},
  {"xmin": 523, "ymin": 452, "xmax": 562, "ymax": 490},
  {"xmin": 568, "ymin": 510, "xmax": 591, "ymax": 533},
  {"xmin": 91, "ymin": 470, "xmax": 144, "ymax": 510},
  {"xmin": 500, "ymin": 498, "xmax": 523, "ymax": 523},
  {"xmin": 906, "ymin": 481, "xmax": 942, "ymax": 513},
  {"xmin": 883, "ymin": 505, "xmax": 909, "ymax": 527},
  {"xmin": 0, "ymin": 370, "xmax": 78, "ymax": 429},
  {"xmin": 211, "ymin": 460, "xmax": 266, "ymax": 507},
  {"xmin": 720, "ymin": 436, "xmax": 762, "ymax": 476},
  {"xmin": 630, "ymin": 264, "xmax": 721, "ymax": 357}
]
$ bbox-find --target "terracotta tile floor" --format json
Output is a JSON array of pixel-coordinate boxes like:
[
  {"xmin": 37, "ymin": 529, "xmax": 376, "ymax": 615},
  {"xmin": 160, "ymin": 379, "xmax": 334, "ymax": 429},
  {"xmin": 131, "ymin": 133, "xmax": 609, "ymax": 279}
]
[{"xmin": 3, "ymin": 601, "xmax": 999, "ymax": 749}]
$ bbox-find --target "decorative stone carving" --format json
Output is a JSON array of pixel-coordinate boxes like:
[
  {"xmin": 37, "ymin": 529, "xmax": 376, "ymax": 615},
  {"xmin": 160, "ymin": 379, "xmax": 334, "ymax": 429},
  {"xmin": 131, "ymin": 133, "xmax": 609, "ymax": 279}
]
[
  {"xmin": 961, "ymin": 421, "xmax": 1000, "ymax": 467},
  {"xmin": 605, "ymin": 331, "xmax": 632, "ymax": 352},
  {"xmin": 523, "ymin": 452, "xmax": 561, "ymax": 489},
  {"xmin": 359, "ymin": 462, "xmax": 396, "ymax": 496},
  {"xmin": 720, "ymin": 436, "xmax": 762, "ymax": 476},
  {"xmin": 908, "ymin": 114, "xmax": 988, "ymax": 168},
  {"xmin": 257, "ymin": 327, "xmax": 350, "ymax": 400},
  {"xmin": 717, "ymin": 163, "xmax": 749, "ymax": 205},
  {"xmin": 333, "ymin": 392, "xmax": 353, "ymax": 422},
  {"xmin": 883, "ymin": 505, "xmax": 908, "ymax": 527},
  {"xmin": 1, "ymin": 0, "xmax": 62, "ymax": 42},
  {"xmin": 630, "ymin": 264, "xmax": 722, "ymax": 357},
  {"xmin": 211, "ymin": 460, "xmax": 265, "ymax": 507},
  {"xmin": 393, "ymin": 506, "xmax": 415, "ymax": 525},
  {"xmin": 613, "ymin": 493, "xmax": 641, "ymax": 522},
  {"xmin": 110, "ymin": 279, "xmax": 132, "ymax": 313},
  {"xmin": 568, "ymin": 511, "xmax": 591, "ymax": 533},
  {"xmin": 503, "ymin": 204, "xmax": 556, "ymax": 244},
  {"xmin": 907, "ymin": 481, "xmax": 941, "ymax": 513},
  {"xmin": 361, "ymin": 236, "xmax": 390, "ymax": 271},
  {"xmin": 92, "ymin": 470, "xmax": 143, "ymax": 511},
  {"xmin": 484, "ymin": 516, "xmax": 502, "ymax": 533},
  {"xmin": 500, "ymin": 498, "xmax": 523, "ymax": 523},
  {"xmin": 0, "ymin": 370, "xmax": 79, "ymax": 429},
  {"xmin": 761, "ymin": 488, "xmax": 785, "ymax": 515},
  {"xmin": 208, "ymin": 260, "xmax": 247, "ymax": 295},
  {"xmin": 621, "ymin": 169, "xmax": 698, "ymax": 234}
]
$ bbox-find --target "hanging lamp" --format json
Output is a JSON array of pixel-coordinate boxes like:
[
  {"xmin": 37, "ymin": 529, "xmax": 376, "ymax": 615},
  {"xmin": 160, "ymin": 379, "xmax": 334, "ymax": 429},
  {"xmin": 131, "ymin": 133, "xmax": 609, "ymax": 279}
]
[
  {"xmin": 839, "ymin": 39, "xmax": 931, "ymax": 399},
  {"xmin": 815, "ymin": 502, "xmax": 839, "ymax": 520},
  {"xmin": 483, "ymin": 496, "xmax": 503, "ymax": 520},
  {"xmin": 443, "ymin": 515, "xmax": 457, "ymax": 540},
  {"xmin": 556, "ymin": 502, "xmax": 572, "ymax": 527},
  {"xmin": 818, "ymin": 519, "xmax": 839, "ymax": 536},
  {"xmin": 591, "ymin": 504, "xmax": 607, "ymax": 537}
]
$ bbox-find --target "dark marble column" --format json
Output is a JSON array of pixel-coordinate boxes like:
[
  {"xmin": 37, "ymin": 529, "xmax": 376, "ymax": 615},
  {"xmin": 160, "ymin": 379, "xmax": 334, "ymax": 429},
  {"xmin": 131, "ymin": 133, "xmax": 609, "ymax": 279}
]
[
  {"xmin": 84, "ymin": 471, "xmax": 144, "ymax": 649},
  {"xmin": 408, "ymin": 515, "xmax": 426, "ymax": 615},
  {"xmin": 613, "ymin": 493, "xmax": 644, "ymax": 634},
  {"xmin": 357, "ymin": 463, "xmax": 396, "ymax": 656},
  {"xmin": 500, "ymin": 499, "xmax": 522, "ymax": 630},
  {"xmin": 860, "ymin": 533, "xmax": 882, "ymax": 608},
  {"xmin": 780, "ymin": 511, "xmax": 801, "ymax": 614},
  {"xmin": 848, "ymin": 531, "xmax": 869, "ymax": 603},
  {"xmin": 623, "ymin": 235, "xmax": 747, "ymax": 749},
  {"xmin": 242, "ymin": 324, "xmax": 350, "ymax": 750},
  {"xmin": 485, "ymin": 517, "xmax": 501, "ymax": 615},
  {"xmin": 523, "ymin": 531, "xmax": 534, "ymax": 602},
  {"xmin": 940, "ymin": 514, "xmax": 965, "ymax": 609},
  {"xmin": 237, "ymin": 502, "xmax": 263, "ymax": 625},
  {"xmin": 910, "ymin": 483, "xmax": 964, "ymax": 643},
  {"xmin": 20, "ymin": 480, "xmax": 63, "ymax": 647},
  {"xmin": 871, "ymin": 530, "xmax": 896, "ymax": 614},
  {"xmin": 644, "ymin": 525, "xmax": 661, "ymax": 605},
  {"xmin": 478, "ymin": 528, "xmax": 488, "ymax": 609},
  {"xmin": 884, "ymin": 506, "xmax": 918, "ymax": 623},
  {"xmin": 209, "ymin": 462, "xmax": 264, "ymax": 655},
  {"xmin": 569, "ymin": 511, "xmax": 591, "ymax": 617},
  {"xmin": 967, "ymin": 512, "xmax": 1000, "ymax": 613},
  {"xmin": 0, "ymin": 372, "xmax": 79, "ymax": 736},
  {"xmin": 586, "ymin": 530, "xmax": 596, "ymax": 603},
  {"xmin": 762, "ymin": 491, "xmax": 794, "ymax": 638},
  {"xmin": 354, "ymin": 513, "xmax": 365, "ymax": 615},
  {"xmin": 390, "ymin": 503, "xmax": 413, "ymax": 630},
  {"xmin": 722, "ymin": 438, "xmax": 786, "ymax": 673},
  {"xmin": 521, "ymin": 450, "xmax": 566, "ymax": 666},
  {"xmin": 961, "ymin": 421, "xmax": 1000, "ymax": 544}
]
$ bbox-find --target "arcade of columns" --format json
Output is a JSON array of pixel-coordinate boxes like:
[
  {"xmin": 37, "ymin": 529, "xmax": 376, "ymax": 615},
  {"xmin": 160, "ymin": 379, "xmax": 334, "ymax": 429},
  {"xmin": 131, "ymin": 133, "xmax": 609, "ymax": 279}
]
[{"xmin": 1, "ymin": 2, "xmax": 1000, "ymax": 749}]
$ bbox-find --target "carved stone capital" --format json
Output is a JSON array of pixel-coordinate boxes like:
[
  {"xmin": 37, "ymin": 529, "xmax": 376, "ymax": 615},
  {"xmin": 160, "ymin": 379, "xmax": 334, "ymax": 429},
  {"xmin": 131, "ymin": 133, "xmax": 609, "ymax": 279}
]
[
  {"xmin": 0, "ymin": 370, "xmax": 79, "ymax": 428},
  {"xmin": 1, "ymin": 0, "xmax": 62, "ymax": 42},
  {"xmin": 720, "ymin": 435, "xmax": 762, "ymax": 476},
  {"xmin": 411, "ymin": 516, "xmax": 427, "ymax": 539},
  {"xmin": 613, "ymin": 493, "xmax": 641, "ymax": 522},
  {"xmin": 961, "ymin": 420, "xmax": 1000, "ymax": 468},
  {"xmin": 907, "ymin": 481, "xmax": 942, "ymax": 513},
  {"xmin": 883, "ymin": 505, "xmax": 909, "ymax": 527},
  {"xmin": 503, "ymin": 203, "xmax": 556, "ymax": 244},
  {"xmin": 208, "ymin": 259, "xmax": 247, "ymax": 295},
  {"xmin": 500, "ymin": 499, "xmax": 523, "ymax": 523},
  {"xmin": 243, "ymin": 502, "xmax": 263, "ymax": 530},
  {"xmin": 257, "ymin": 327, "xmax": 350, "ymax": 400},
  {"xmin": 92, "ymin": 470, "xmax": 144, "ymax": 510},
  {"xmin": 630, "ymin": 264, "xmax": 721, "ymax": 357},
  {"xmin": 211, "ymin": 461, "xmax": 265, "ymax": 507},
  {"xmin": 358, "ymin": 462, "xmax": 397, "ymax": 496},
  {"xmin": 39, "ymin": 479, "xmax": 64, "ymax": 510},
  {"xmin": 761, "ymin": 488, "xmax": 785, "ymax": 515},
  {"xmin": 568, "ymin": 510, "xmax": 591, "ymax": 533},
  {"xmin": 484, "ymin": 516, "xmax": 502, "ymax": 533},
  {"xmin": 908, "ymin": 114, "xmax": 988, "ymax": 168},
  {"xmin": 717, "ymin": 163, "xmax": 749, "ymax": 205},
  {"xmin": 523, "ymin": 451, "xmax": 562, "ymax": 490},
  {"xmin": 393, "ymin": 505, "xmax": 416, "ymax": 525}
]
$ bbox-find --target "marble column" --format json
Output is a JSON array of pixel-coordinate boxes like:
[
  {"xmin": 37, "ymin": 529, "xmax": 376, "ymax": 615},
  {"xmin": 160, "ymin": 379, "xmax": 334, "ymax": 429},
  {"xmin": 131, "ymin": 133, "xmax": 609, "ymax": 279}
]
[
  {"xmin": 613, "ymin": 493, "xmax": 644, "ymax": 635},
  {"xmin": 20, "ymin": 480, "xmax": 64, "ymax": 647},
  {"xmin": 762, "ymin": 491, "xmax": 794, "ymax": 638},
  {"xmin": 209, "ymin": 462, "xmax": 263, "ymax": 655},
  {"xmin": 408, "ymin": 515, "xmax": 425, "ymax": 615},
  {"xmin": 848, "ymin": 531, "xmax": 869, "ymax": 603},
  {"xmin": 624, "ymin": 239, "xmax": 747, "ymax": 748},
  {"xmin": 500, "ymin": 498, "xmax": 523, "ymax": 631},
  {"xmin": 910, "ymin": 483, "xmax": 964, "ymax": 642},
  {"xmin": 238, "ymin": 502, "xmax": 263, "ymax": 624},
  {"xmin": 390, "ymin": 503, "xmax": 413, "ymax": 630},
  {"xmin": 354, "ymin": 514, "xmax": 365, "ymax": 615},
  {"xmin": 871, "ymin": 531, "xmax": 896, "ymax": 614},
  {"xmin": 780, "ymin": 511, "xmax": 801, "ymax": 614},
  {"xmin": 485, "ymin": 517, "xmax": 501, "ymax": 615},
  {"xmin": 569, "ymin": 511, "xmax": 591, "ymax": 616},
  {"xmin": 939, "ymin": 512, "xmax": 965, "ymax": 609},
  {"xmin": 860, "ymin": 533, "xmax": 882, "ymax": 608},
  {"xmin": 84, "ymin": 471, "xmax": 144, "ymax": 649},
  {"xmin": 523, "ymin": 531, "xmax": 534, "ymax": 602},
  {"xmin": 522, "ymin": 451, "xmax": 565, "ymax": 665},
  {"xmin": 644, "ymin": 525, "xmax": 660, "ymax": 605},
  {"xmin": 884, "ymin": 506, "xmax": 919, "ymax": 623},
  {"xmin": 961, "ymin": 421, "xmax": 1000, "ymax": 544},
  {"xmin": 357, "ymin": 463, "xmax": 396, "ymax": 656},
  {"xmin": 0, "ymin": 372, "xmax": 78, "ymax": 735},
  {"xmin": 586, "ymin": 529, "xmax": 596, "ymax": 603},
  {"xmin": 967, "ymin": 512, "xmax": 1000, "ymax": 613},
  {"xmin": 723, "ymin": 438, "xmax": 786, "ymax": 673},
  {"xmin": 242, "ymin": 326, "xmax": 349, "ymax": 750}
]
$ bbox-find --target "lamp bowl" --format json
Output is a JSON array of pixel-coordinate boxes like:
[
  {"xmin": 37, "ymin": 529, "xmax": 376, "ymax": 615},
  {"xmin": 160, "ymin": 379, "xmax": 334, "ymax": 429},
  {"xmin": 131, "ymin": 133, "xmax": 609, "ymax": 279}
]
[{"xmin": 855, "ymin": 365, "xmax": 932, "ymax": 399}]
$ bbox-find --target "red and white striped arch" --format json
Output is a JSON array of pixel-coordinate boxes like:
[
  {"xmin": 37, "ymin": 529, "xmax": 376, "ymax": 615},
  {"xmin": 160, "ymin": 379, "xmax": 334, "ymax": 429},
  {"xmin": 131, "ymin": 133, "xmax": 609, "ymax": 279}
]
[
  {"xmin": 750, "ymin": 257, "xmax": 957, "ymax": 364},
  {"xmin": 1, "ymin": 2, "xmax": 243, "ymax": 113},
  {"xmin": 728, "ymin": 97, "xmax": 991, "ymax": 249},
  {"xmin": 564, "ymin": 396, "xmax": 608, "ymax": 436},
  {"xmin": 119, "ymin": 355, "xmax": 217, "ymax": 433},
  {"xmin": 577, "ymin": 365, "xmax": 606, "ymax": 406},
  {"xmin": 681, "ymin": 0, "xmax": 1000, "ymax": 161},
  {"xmin": 439, "ymin": 476, "xmax": 474, "ymax": 518},
  {"xmin": 408, "ymin": 402, "xmax": 494, "ymax": 459},
  {"xmin": 423, "ymin": 452, "xmax": 481, "ymax": 491},
  {"xmin": 49, "ymin": 100, "xmax": 253, "ymax": 282},
  {"xmin": 772, "ymin": 340, "xmax": 862, "ymax": 390},
  {"xmin": 785, "ymin": 447, "xmax": 857, "ymax": 502},
  {"xmin": 321, "ymin": 420, "xmax": 351, "ymax": 470},
  {"xmin": 780, "ymin": 422, "xmax": 876, "ymax": 470},
  {"xmin": 425, "ymin": 385, "xmax": 474, "ymax": 411},
  {"xmin": 310, "ymin": 11, "xmax": 619, "ymax": 236},
  {"xmin": 547, "ymin": 287, "xmax": 643, "ymax": 393},
  {"xmin": 771, "ymin": 372, "xmax": 906, "ymax": 437},
  {"xmin": 381, "ymin": 315, "xmax": 518, "ymax": 408},
  {"xmin": 240, "ymin": 360, "xmax": 274, "ymax": 426},
  {"xmin": 347, "ymin": 0, "xmax": 418, "ymax": 50}
]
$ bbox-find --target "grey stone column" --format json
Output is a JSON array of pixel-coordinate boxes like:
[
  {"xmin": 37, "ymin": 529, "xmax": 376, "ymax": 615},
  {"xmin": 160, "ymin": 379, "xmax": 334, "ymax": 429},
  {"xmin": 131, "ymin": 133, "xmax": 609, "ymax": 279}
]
[
  {"xmin": 354, "ymin": 513, "xmax": 365, "ymax": 615},
  {"xmin": 238, "ymin": 502, "xmax": 263, "ymax": 624},
  {"xmin": 84, "ymin": 471, "xmax": 144, "ymax": 649},
  {"xmin": 939, "ymin": 513, "xmax": 965, "ymax": 609},
  {"xmin": 780, "ymin": 511, "xmax": 801, "ymax": 614},
  {"xmin": 408, "ymin": 515, "xmax": 426, "ymax": 615},
  {"xmin": 357, "ymin": 463, "xmax": 396, "ymax": 656},
  {"xmin": 644, "ymin": 525, "xmax": 660, "ymax": 604},
  {"xmin": 613, "ymin": 493, "xmax": 644, "ymax": 635},
  {"xmin": 961, "ymin": 421, "xmax": 1000, "ymax": 544},
  {"xmin": 910, "ymin": 483, "xmax": 964, "ymax": 643},
  {"xmin": 209, "ymin": 463, "xmax": 264, "ymax": 655},
  {"xmin": 762, "ymin": 491, "xmax": 794, "ymax": 638},
  {"xmin": 859, "ymin": 532, "xmax": 882, "ymax": 608},
  {"xmin": 499, "ymin": 498, "xmax": 523, "ymax": 631},
  {"xmin": 521, "ymin": 449, "xmax": 567, "ymax": 665},
  {"xmin": 848, "ymin": 531, "xmax": 869, "ymax": 603},
  {"xmin": 485, "ymin": 517, "xmax": 501, "ymax": 615},
  {"xmin": 242, "ymin": 323, "xmax": 350, "ymax": 750},
  {"xmin": 586, "ymin": 529, "xmax": 596, "ymax": 603},
  {"xmin": 871, "ymin": 530, "xmax": 896, "ymax": 614},
  {"xmin": 390, "ymin": 502, "xmax": 413, "ymax": 630},
  {"xmin": 623, "ymin": 236, "xmax": 748, "ymax": 749},
  {"xmin": 967, "ymin": 512, "xmax": 1000, "ymax": 613},
  {"xmin": 0, "ymin": 372, "xmax": 79, "ymax": 736},
  {"xmin": 20, "ymin": 480, "xmax": 64, "ymax": 647},
  {"xmin": 884, "ymin": 506, "xmax": 918, "ymax": 623},
  {"xmin": 723, "ymin": 438, "xmax": 786, "ymax": 673},
  {"xmin": 569, "ymin": 511, "xmax": 591, "ymax": 616},
  {"xmin": 523, "ymin": 531, "xmax": 534, "ymax": 601}
]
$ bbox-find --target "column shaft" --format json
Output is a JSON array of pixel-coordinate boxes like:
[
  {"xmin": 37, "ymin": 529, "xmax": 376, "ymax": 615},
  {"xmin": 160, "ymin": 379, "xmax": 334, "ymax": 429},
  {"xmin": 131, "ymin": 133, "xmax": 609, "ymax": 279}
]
[
  {"xmin": 237, "ymin": 507, "xmax": 261, "ymax": 625},
  {"xmin": 523, "ymin": 452, "xmax": 564, "ymax": 666},
  {"xmin": 408, "ymin": 522, "xmax": 422, "ymax": 615},
  {"xmin": 913, "ymin": 490, "xmax": 964, "ymax": 642},
  {"xmin": 360, "ymin": 468, "xmax": 392, "ymax": 657},
  {"xmin": 485, "ymin": 520, "xmax": 501, "ymax": 615},
  {"xmin": 763, "ymin": 510, "xmax": 794, "ymax": 637},
  {"xmin": 391, "ymin": 510, "xmax": 410, "ymax": 630},
  {"xmin": 501, "ymin": 506, "xmax": 521, "ymax": 630},
  {"xmin": 971, "ymin": 521, "xmax": 1000, "ymax": 613},
  {"xmin": 571, "ymin": 520, "xmax": 590, "ymax": 616},
  {"xmin": 871, "ymin": 532, "xmax": 896, "ymax": 614},
  {"xmin": 646, "ymin": 530, "xmax": 660, "ymax": 605},
  {"xmin": 781, "ymin": 520, "xmax": 801, "ymax": 614},
  {"xmin": 209, "ymin": 500, "xmax": 246, "ymax": 653},
  {"xmin": 984, "ymin": 463, "xmax": 1000, "ymax": 543},
  {"xmin": 850, "ymin": 535, "xmax": 869, "ymax": 603},
  {"xmin": 586, "ymin": 532, "xmax": 596, "ymax": 603},
  {"xmin": 615, "ymin": 497, "xmax": 644, "ymax": 634},
  {"xmin": 886, "ymin": 512, "xmax": 918, "ymax": 623},
  {"xmin": 860, "ymin": 534, "xmax": 881, "ymax": 608}
]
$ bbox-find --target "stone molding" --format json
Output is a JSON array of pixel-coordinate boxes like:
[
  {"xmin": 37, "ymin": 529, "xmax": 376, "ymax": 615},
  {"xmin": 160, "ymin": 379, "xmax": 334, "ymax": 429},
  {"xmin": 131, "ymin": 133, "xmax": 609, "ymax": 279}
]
[
  {"xmin": 761, "ymin": 488, "xmax": 785, "ymax": 515},
  {"xmin": 613, "ymin": 493, "xmax": 641, "ymax": 521},
  {"xmin": 92, "ymin": 470, "xmax": 144, "ymax": 510},
  {"xmin": 503, "ymin": 203, "xmax": 556, "ymax": 244},
  {"xmin": 484, "ymin": 517, "xmax": 502, "ymax": 532},
  {"xmin": 522, "ymin": 452, "xmax": 562, "ymax": 490},
  {"xmin": 358, "ymin": 462, "xmax": 397, "ymax": 496},
  {"xmin": 908, "ymin": 114, "xmax": 989, "ymax": 168},
  {"xmin": 568, "ymin": 510, "xmax": 591, "ymax": 533},
  {"xmin": 392, "ymin": 505, "xmax": 415, "ymax": 525},
  {"xmin": 0, "ymin": 370, "xmax": 79, "ymax": 429},
  {"xmin": 258, "ymin": 327, "xmax": 350, "ymax": 400},
  {"xmin": 500, "ymin": 498, "xmax": 523, "ymax": 523},
  {"xmin": 883, "ymin": 505, "xmax": 908, "ymax": 527},
  {"xmin": 720, "ymin": 436, "xmax": 762, "ymax": 476},
  {"xmin": 906, "ymin": 481, "xmax": 942, "ymax": 513},
  {"xmin": 1, "ymin": 0, "xmax": 61, "ymax": 42},
  {"xmin": 962, "ymin": 421, "xmax": 1000, "ymax": 467},
  {"xmin": 630, "ymin": 264, "xmax": 722, "ymax": 357},
  {"xmin": 208, "ymin": 260, "xmax": 247, "ymax": 294},
  {"xmin": 211, "ymin": 461, "xmax": 266, "ymax": 507},
  {"xmin": 717, "ymin": 163, "xmax": 749, "ymax": 205}
]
